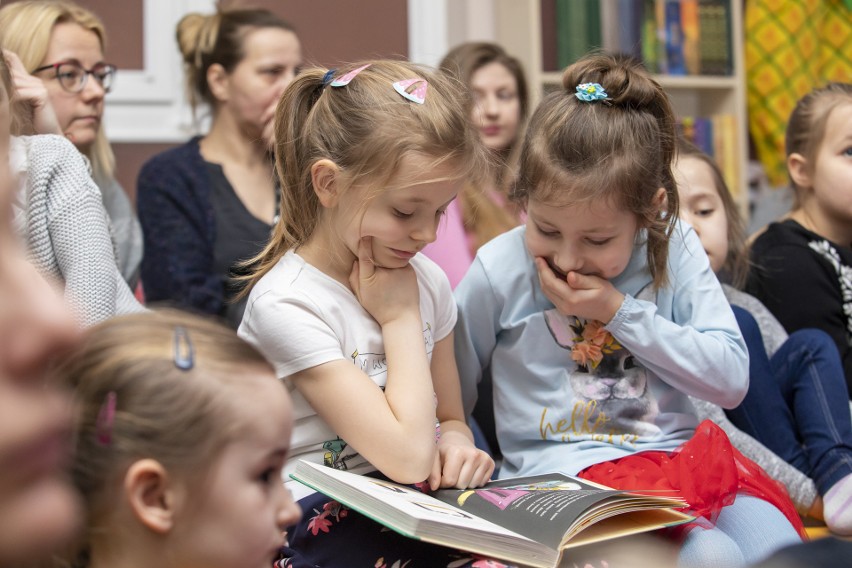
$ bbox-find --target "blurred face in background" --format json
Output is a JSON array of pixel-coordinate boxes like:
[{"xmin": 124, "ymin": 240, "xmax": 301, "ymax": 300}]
[
  {"xmin": 36, "ymin": 22, "xmax": 108, "ymax": 151},
  {"xmin": 470, "ymin": 61, "xmax": 521, "ymax": 153},
  {"xmin": 0, "ymin": 166, "xmax": 80, "ymax": 564},
  {"xmin": 213, "ymin": 26, "xmax": 301, "ymax": 142}
]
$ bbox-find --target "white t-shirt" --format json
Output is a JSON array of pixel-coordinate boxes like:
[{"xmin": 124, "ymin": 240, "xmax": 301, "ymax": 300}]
[{"xmin": 238, "ymin": 250, "xmax": 457, "ymax": 500}]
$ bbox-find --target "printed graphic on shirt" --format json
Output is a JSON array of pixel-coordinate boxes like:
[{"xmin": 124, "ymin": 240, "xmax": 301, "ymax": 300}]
[
  {"xmin": 331, "ymin": 322, "xmax": 438, "ymax": 471},
  {"xmin": 322, "ymin": 437, "xmax": 359, "ymax": 470},
  {"xmin": 540, "ymin": 310, "xmax": 660, "ymax": 444},
  {"xmin": 808, "ymin": 239, "xmax": 852, "ymax": 344},
  {"xmin": 349, "ymin": 322, "xmax": 437, "ymax": 378}
]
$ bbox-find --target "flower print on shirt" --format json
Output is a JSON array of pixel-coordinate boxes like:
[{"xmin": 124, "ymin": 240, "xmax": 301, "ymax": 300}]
[{"xmin": 541, "ymin": 311, "xmax": 661, "ymax": 441}]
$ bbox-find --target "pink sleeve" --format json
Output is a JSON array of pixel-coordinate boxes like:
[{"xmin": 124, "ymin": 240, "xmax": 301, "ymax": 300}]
[{"xmin": 421, "ymin": 200, "xmax": 474, "ymax": 289}]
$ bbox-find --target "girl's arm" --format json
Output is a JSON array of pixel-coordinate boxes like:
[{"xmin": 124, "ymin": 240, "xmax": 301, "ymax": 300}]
[
  {"xmin": 608, "ymin": 228, "xmax": 749, "ymax": 407},
  {"xmin": 428, "ymin": 331, "xmax": 494, "ymax": 490},
  {"xmin": 290, "ymin": 316, "xmax": 439, "ymax": 484},
  {"xmin": 290, "ymin": 238, "xmax": 438, "ymax": 484},
  {"xmin": 41, "ymin": 138, "xmax": 141, "ymax": 326}
]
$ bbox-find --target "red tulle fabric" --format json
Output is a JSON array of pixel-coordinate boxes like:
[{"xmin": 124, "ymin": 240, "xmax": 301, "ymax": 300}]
[{"xmin": 577, "ymin": 420, "xmax": 806, "ymax": 539}]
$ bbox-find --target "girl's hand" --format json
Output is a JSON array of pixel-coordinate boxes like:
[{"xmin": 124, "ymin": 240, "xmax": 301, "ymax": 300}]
[
  {"xmin": 428, "ymin": 430, "xmax": 494, "ymax": 490},
  {"xmin": 349, "ymin": 236, "xmax": 420, "ymax": 326},
  {"xmin": 3, "ymin": 50, "xmax": 62, "ymax": 136},
  {"xmin": 535, "ymin": 257, "xmax": 624, "ymax": 323}
]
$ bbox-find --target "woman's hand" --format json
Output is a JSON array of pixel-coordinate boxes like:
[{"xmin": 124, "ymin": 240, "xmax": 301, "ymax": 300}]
[
  {"xmin": 349, "ymin": 236, "xmax": 420, "ymax": 326},
  {"xmin": 535, "ymin": 257, "xmax": 624, "ymax": 324},
  {"xmin": 3, "ymin": 50, "xmax": 62, "ymax": 136}
]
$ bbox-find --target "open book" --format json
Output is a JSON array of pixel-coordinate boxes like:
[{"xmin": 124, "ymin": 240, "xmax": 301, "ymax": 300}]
[{"xmin": 291, "ymin": 460, "xmax": 693, "ymax": 568}]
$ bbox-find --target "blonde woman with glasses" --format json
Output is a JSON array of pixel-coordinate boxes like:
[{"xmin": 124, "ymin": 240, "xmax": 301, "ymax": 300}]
[{"xmin": 0, "ymin": 0, "xmax": 144, "ymax": 292}]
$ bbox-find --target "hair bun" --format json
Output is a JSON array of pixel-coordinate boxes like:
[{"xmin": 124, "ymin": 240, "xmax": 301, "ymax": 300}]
[
  {"xmin": 176, "ymin": 12, "xmax": 220, "ymax": 67},
  {"xmin": 561, "ymin": 52, "xmax": 659, "ymax": 110}
]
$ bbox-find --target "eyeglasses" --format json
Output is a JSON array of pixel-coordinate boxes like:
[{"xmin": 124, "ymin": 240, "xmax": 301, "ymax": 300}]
[{"xmin": 32, "ymin": 61, "xmax": 117, "ymax": 93}]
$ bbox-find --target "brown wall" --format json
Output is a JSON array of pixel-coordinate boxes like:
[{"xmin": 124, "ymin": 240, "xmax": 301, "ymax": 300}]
[{"xmin": 11, "ymin": 0, "xmax": 409, "ymax": 201}]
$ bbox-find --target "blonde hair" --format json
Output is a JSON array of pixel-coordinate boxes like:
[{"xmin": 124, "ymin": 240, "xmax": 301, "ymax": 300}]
[
  {"xmin": 0, "ymin": 53, "xmax": 29, "ymax": 136},
  {"xmin": 51, "ymin": 309, "xmax": 275, "ymax": 568},
  {"xmin": 176, "ymin": 5, "xmax": 294, "ymax": 117},
  {"xmin": 439, "ymin": 42, "xmax": 527, "ymax": 251},
  {"xmin": 785, "ymin": 82, "xmax": 852, "ymax": 208},
  {"xmin": 514, "ymin": 53, "xmax": 678, "ymax": 289},
  {"xmin": 677, "ymin": 137, "xmax": 749, "ymax": 288},
  {"xmin": 242, "ymin": 60, "xmax": 490, "ymax": 291},
  {"xmin": 0, "ymin": 0, "xmax": 114, "ymax": 184}
]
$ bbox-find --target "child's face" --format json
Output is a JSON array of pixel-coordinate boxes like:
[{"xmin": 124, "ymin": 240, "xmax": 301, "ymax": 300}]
[
  {"xmin": 174, "ymin": 370, "xmax": 301, "ymax": 568},
  {"xmin": 674, "ymin": 156, "xmax": 729, "ymax": 274},
  {"xmin": 525, "ymin": 197, "xmax": 639, "ymax": 281},
  {"xmin": 470, "ymin": 61, "xmax": 522, "ymax": 152},
  {"xmin": 340, "ymin": 155, "xmax": 462, "ymax": 269},
  {"xmin": 807, "ymin": 102, "xmax": 852, "ymax": 227}
]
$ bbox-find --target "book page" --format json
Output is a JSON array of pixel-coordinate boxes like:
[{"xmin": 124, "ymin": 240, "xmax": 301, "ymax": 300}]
[
  {"xmin": 433, "ymin": 474, "xmax": 619, "ymax": 549},
  {"xmin": 292, "ymin": 461, "xmax": 533, "ymax": 541}
]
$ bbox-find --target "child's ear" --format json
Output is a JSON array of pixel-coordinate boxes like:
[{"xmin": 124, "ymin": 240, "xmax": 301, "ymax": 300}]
[
  {"xmin": 311, "ymin": 159, "xmax": 342, "ymax": 207},
  {"xmin": 787, "ymin": 152, "xmax": 811, "ymax": 189},
  {"xmin": 124, "ymin": 459, "xmax": 182, "ymax": 534},
  {"xmin": 652, "ymin": 187, "xmax": 668, "ymax": 215},
  {"xmin": 206, "ymin": 63, "xmax": 229, "ymax": 103}
]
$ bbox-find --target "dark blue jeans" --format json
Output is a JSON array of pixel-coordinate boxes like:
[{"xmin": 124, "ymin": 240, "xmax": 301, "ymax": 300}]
[{"xmin": 725, "ymin": 306, "xmax": 852, "ymax": 495}]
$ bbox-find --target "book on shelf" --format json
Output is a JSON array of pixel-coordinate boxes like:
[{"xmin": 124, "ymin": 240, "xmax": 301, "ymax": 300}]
[
  {"xmin": 663, "ymin": 0, "xmax": 686, "ymax": 75},
  {"xmin": 555, "ymin": 0, "xmax": 603, "ymax": 69},
  {"xmin": 291, "ymin": 459, "xmax": 693, "ymax": 568},
  {"xmin": 543, "ymin": 0, "xmax": 733, "ymax": 77},
  {"xmin": 697, "ymin": 0, "xmax": 733, "ymax": 75},
  {"xmin": 678, "ymin": 113, "xmax": 740, "ymax": 196}
]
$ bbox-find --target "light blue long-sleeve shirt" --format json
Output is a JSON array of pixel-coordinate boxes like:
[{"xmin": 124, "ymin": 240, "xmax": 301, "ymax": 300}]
[{"xmin": 454, "ymin": 222, "xmax": 748, "ymax": 479}]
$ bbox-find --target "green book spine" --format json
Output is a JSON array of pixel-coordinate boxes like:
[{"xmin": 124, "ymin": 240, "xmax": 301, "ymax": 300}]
[
  {"xmin": 586, "ymin": 0, "xmax": 602, "ymax": 51},
  {"xmin": 556, "ymin": 0, "xmax": 590, "ymax": 69}
]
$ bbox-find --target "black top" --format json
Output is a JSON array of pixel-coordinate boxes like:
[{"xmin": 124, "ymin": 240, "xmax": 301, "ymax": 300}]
[
  {"xmin": 208, "ymin": 161, "xmax": 274, "ymax": 328},
  {"xmin": 746, "ymin": 219, "xmax": 852, "ymax": 396}
]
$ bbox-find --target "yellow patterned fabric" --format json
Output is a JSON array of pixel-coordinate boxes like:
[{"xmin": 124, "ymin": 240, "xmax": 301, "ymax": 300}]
[{"xmin": 746, "ymin": 0, "xmax": 852, "ymax": 187}]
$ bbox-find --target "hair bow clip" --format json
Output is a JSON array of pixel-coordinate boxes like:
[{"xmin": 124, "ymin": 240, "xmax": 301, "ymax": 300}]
[
  {"xmin": 331, "ymin": 64, "xmax": 371, "ymax": 87},
  {"xmin": 393, "ymin": 77, "xmax": 427, "ymax": 104},
  {"xmin": 575, "ymin": 82, "xmax": 608, "ymax": 102}
]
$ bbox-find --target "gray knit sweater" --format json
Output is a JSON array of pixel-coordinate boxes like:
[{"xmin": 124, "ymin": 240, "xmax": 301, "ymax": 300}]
[{"xmin": 14, "ymin": 135, "xmax": 144, "ymax": 327}]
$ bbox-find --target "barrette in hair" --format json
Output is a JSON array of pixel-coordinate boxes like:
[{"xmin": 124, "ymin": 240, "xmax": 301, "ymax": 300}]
[
  {"xmin": 95, "ymin": 391, "xmax": 117, "ymax": 446},
  {"xmin": 173, "ymin": 326, "xmax": 195, "ymax": 371},
  {"xmin": 575, "ymin": 82, "xmax": 608, "ymax": 102},
  {"xmin": 331, "ymin": 63, "xmax": 371, "ymax": 87},
  {"xmin": 393, "ymin": 77, "xmax": 427, "ymax": 104}
]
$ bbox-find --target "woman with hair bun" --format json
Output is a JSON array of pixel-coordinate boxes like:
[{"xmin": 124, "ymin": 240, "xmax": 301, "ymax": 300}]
[{"xmin": 138, "ymin": 6, "xmax": 301, "ymax": 327}]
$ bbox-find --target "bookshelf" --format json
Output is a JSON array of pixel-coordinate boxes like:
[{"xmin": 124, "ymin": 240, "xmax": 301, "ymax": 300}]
[{"xmin": 491, "ymin": 0, "xmax": 748, "ymax": 217}]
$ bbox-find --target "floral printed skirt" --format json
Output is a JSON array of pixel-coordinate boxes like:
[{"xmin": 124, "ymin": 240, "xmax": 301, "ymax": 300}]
[{"xmin": 274, "ymin": 474, "xmax": 516, "ymax": 568}]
